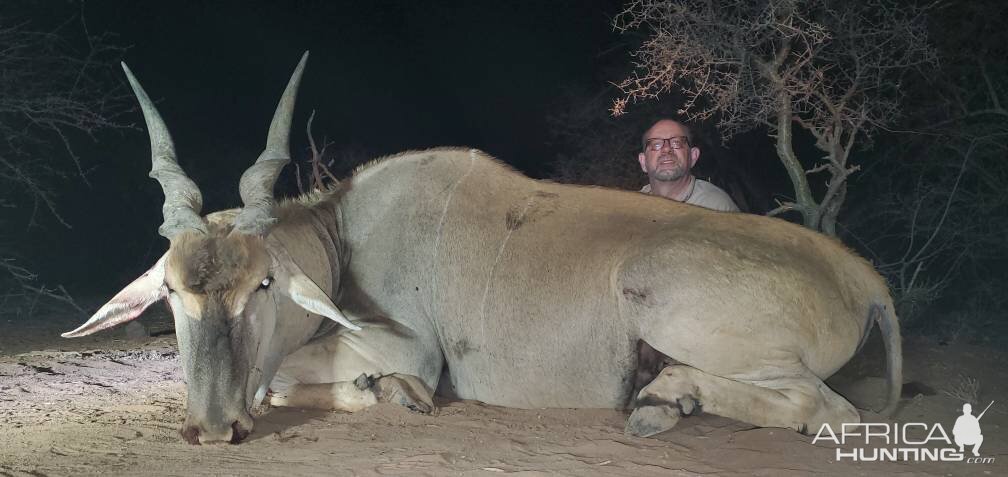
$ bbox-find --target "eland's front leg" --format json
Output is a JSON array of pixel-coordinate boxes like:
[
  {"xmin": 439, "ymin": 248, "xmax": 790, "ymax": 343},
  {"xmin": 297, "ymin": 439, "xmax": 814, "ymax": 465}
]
[
  {"xmin": 269, "ymin": 376, "xmax": 376, "ymax": 412},
  {"xmin": 270, "ymin": 373, "xmax": 433, "ymax": 413},
  {"xmin": 269, "ymin": 324, "xmax": 441, "ymax": 414}
]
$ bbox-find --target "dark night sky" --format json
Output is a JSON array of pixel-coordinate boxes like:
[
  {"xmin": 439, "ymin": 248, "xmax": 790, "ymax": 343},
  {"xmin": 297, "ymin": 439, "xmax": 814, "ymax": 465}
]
[
  {"xmin": 97, "ymin": 0, "xmax": 623, "ymax": 177},
  {"xmin": 19, "ymin": 0, "xmax": 631, "ymax": 294}
]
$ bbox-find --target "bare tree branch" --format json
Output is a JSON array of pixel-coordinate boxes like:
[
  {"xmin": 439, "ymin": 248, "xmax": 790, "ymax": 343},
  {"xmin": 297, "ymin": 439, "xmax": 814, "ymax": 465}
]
[{"xmin": 0, "ymin": 13, "xmax": 132, "ymax": 316}]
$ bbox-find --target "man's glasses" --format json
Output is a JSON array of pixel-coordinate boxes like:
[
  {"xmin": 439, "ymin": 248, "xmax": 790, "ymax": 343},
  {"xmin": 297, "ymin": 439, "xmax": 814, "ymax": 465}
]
[{"xmin": 644, "ymin": 137, "xmax": 690, "ymax": 151}]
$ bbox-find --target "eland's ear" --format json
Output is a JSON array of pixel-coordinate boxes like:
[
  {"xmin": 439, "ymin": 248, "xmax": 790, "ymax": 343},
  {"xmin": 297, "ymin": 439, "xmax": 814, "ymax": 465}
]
[
  {"xmin": 62, "ymin": 254, "xmax": 169, "ymax": 338},
  {"xmin": 278, "ymin": 261, "xmax": 361, "ymax": 331}
]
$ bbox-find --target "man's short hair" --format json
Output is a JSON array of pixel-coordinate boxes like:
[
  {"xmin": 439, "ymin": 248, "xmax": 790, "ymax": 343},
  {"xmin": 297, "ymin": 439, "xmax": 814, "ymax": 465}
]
[{"xmin": 641, "ymin": 118, "xmax": 694, "ymax": 150}]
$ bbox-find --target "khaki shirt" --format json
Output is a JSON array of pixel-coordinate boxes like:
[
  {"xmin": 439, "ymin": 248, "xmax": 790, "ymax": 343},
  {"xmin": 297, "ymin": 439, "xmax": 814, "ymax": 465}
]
[{"xmin": 640, "ymin": 178, "xmax": 739, "ymax": 212}]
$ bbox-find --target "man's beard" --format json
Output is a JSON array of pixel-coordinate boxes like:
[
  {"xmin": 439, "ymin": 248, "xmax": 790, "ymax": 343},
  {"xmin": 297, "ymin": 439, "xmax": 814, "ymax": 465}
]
[{"xmin": 651, "ymin": 156, "xmax": 688, "ymax": 182}]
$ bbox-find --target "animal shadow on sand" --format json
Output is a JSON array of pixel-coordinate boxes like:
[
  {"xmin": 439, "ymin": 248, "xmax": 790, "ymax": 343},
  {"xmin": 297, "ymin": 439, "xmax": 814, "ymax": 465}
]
[{"xmin": 246, "ymin": 407, "xmax": 332, "ymax": 443}]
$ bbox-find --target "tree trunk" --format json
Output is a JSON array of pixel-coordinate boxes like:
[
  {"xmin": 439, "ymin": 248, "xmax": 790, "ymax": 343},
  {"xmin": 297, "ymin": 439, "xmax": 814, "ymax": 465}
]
[
  {"xmin": 819, "ymin": 181, "xmax": 846, "ymax": 237},
  {"xmin": 774, "ymin": 92, "xmax": 821, "ymax": 230}
]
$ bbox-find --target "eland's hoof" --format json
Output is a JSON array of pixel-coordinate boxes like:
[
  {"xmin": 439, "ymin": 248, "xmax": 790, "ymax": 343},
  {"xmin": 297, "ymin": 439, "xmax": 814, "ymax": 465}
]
[
  {"xmin": 373, "ymin": 374, "xmax": 433, "ymax": 414},
  {"xmin": 677, "ymin": 397, "xmax": 699, "ymax": 416},
  {"xmin": 626, "ymin": 405, "xmax": 680, "ymax": 438},
  {"xmin": 354, "ymin": 373, "xmax": 373, "ymax": 390}
]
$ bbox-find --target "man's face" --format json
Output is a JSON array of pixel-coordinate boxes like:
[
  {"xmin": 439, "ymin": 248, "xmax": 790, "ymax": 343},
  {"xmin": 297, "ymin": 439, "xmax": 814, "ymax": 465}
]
[{"xmin": 638, "ymin": 120, "xmax": 699, "ymax": 182}]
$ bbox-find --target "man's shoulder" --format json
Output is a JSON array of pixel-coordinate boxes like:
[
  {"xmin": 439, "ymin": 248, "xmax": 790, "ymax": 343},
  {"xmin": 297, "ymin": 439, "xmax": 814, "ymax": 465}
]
[{"xmin": 689, "ymin": 179, "xmax": 739, "ymax": 212}]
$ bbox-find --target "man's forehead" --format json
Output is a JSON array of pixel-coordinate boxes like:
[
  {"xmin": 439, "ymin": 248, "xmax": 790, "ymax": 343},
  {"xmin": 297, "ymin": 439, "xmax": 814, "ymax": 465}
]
[{"xmin": 646, "ymin": 120, "xmax": 687, "ymax": 137}]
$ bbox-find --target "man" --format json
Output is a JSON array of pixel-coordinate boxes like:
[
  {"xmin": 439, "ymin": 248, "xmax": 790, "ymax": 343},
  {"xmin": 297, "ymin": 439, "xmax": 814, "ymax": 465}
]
[{"xmin": 638, "ymin": 119, "xmax": 739, "ymax": 212}]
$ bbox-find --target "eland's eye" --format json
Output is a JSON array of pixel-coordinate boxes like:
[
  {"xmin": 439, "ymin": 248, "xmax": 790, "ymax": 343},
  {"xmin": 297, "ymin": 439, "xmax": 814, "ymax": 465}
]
[{"xmin": 259, "ymin": 277, "xmax": 273, "ymax": 290}]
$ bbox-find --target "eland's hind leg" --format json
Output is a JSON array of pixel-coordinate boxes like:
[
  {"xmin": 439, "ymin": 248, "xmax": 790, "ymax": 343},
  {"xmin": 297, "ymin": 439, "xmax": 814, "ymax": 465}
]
[{"xmin": 627, "ymin": 364, "xmax": 859, "ymax": 437}]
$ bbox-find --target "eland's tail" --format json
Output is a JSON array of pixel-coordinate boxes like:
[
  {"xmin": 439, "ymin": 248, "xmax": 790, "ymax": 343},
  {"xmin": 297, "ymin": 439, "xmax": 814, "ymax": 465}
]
[{"xmin": 873, "ymin": 301, "xmax": 903, "ymax": 417}]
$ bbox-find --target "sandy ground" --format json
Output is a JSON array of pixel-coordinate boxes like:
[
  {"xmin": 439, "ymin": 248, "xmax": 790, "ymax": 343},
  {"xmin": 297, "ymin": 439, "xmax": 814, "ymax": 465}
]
[{"xmin": 1, "ymin": 305, "xmax": 1005, "ymax": 476}]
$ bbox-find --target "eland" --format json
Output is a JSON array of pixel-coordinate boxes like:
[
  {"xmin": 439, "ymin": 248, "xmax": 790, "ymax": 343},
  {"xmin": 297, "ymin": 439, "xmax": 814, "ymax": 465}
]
[{"xmin": 65, "ymin": 53, "xmax": 902, "ymax": 444}]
